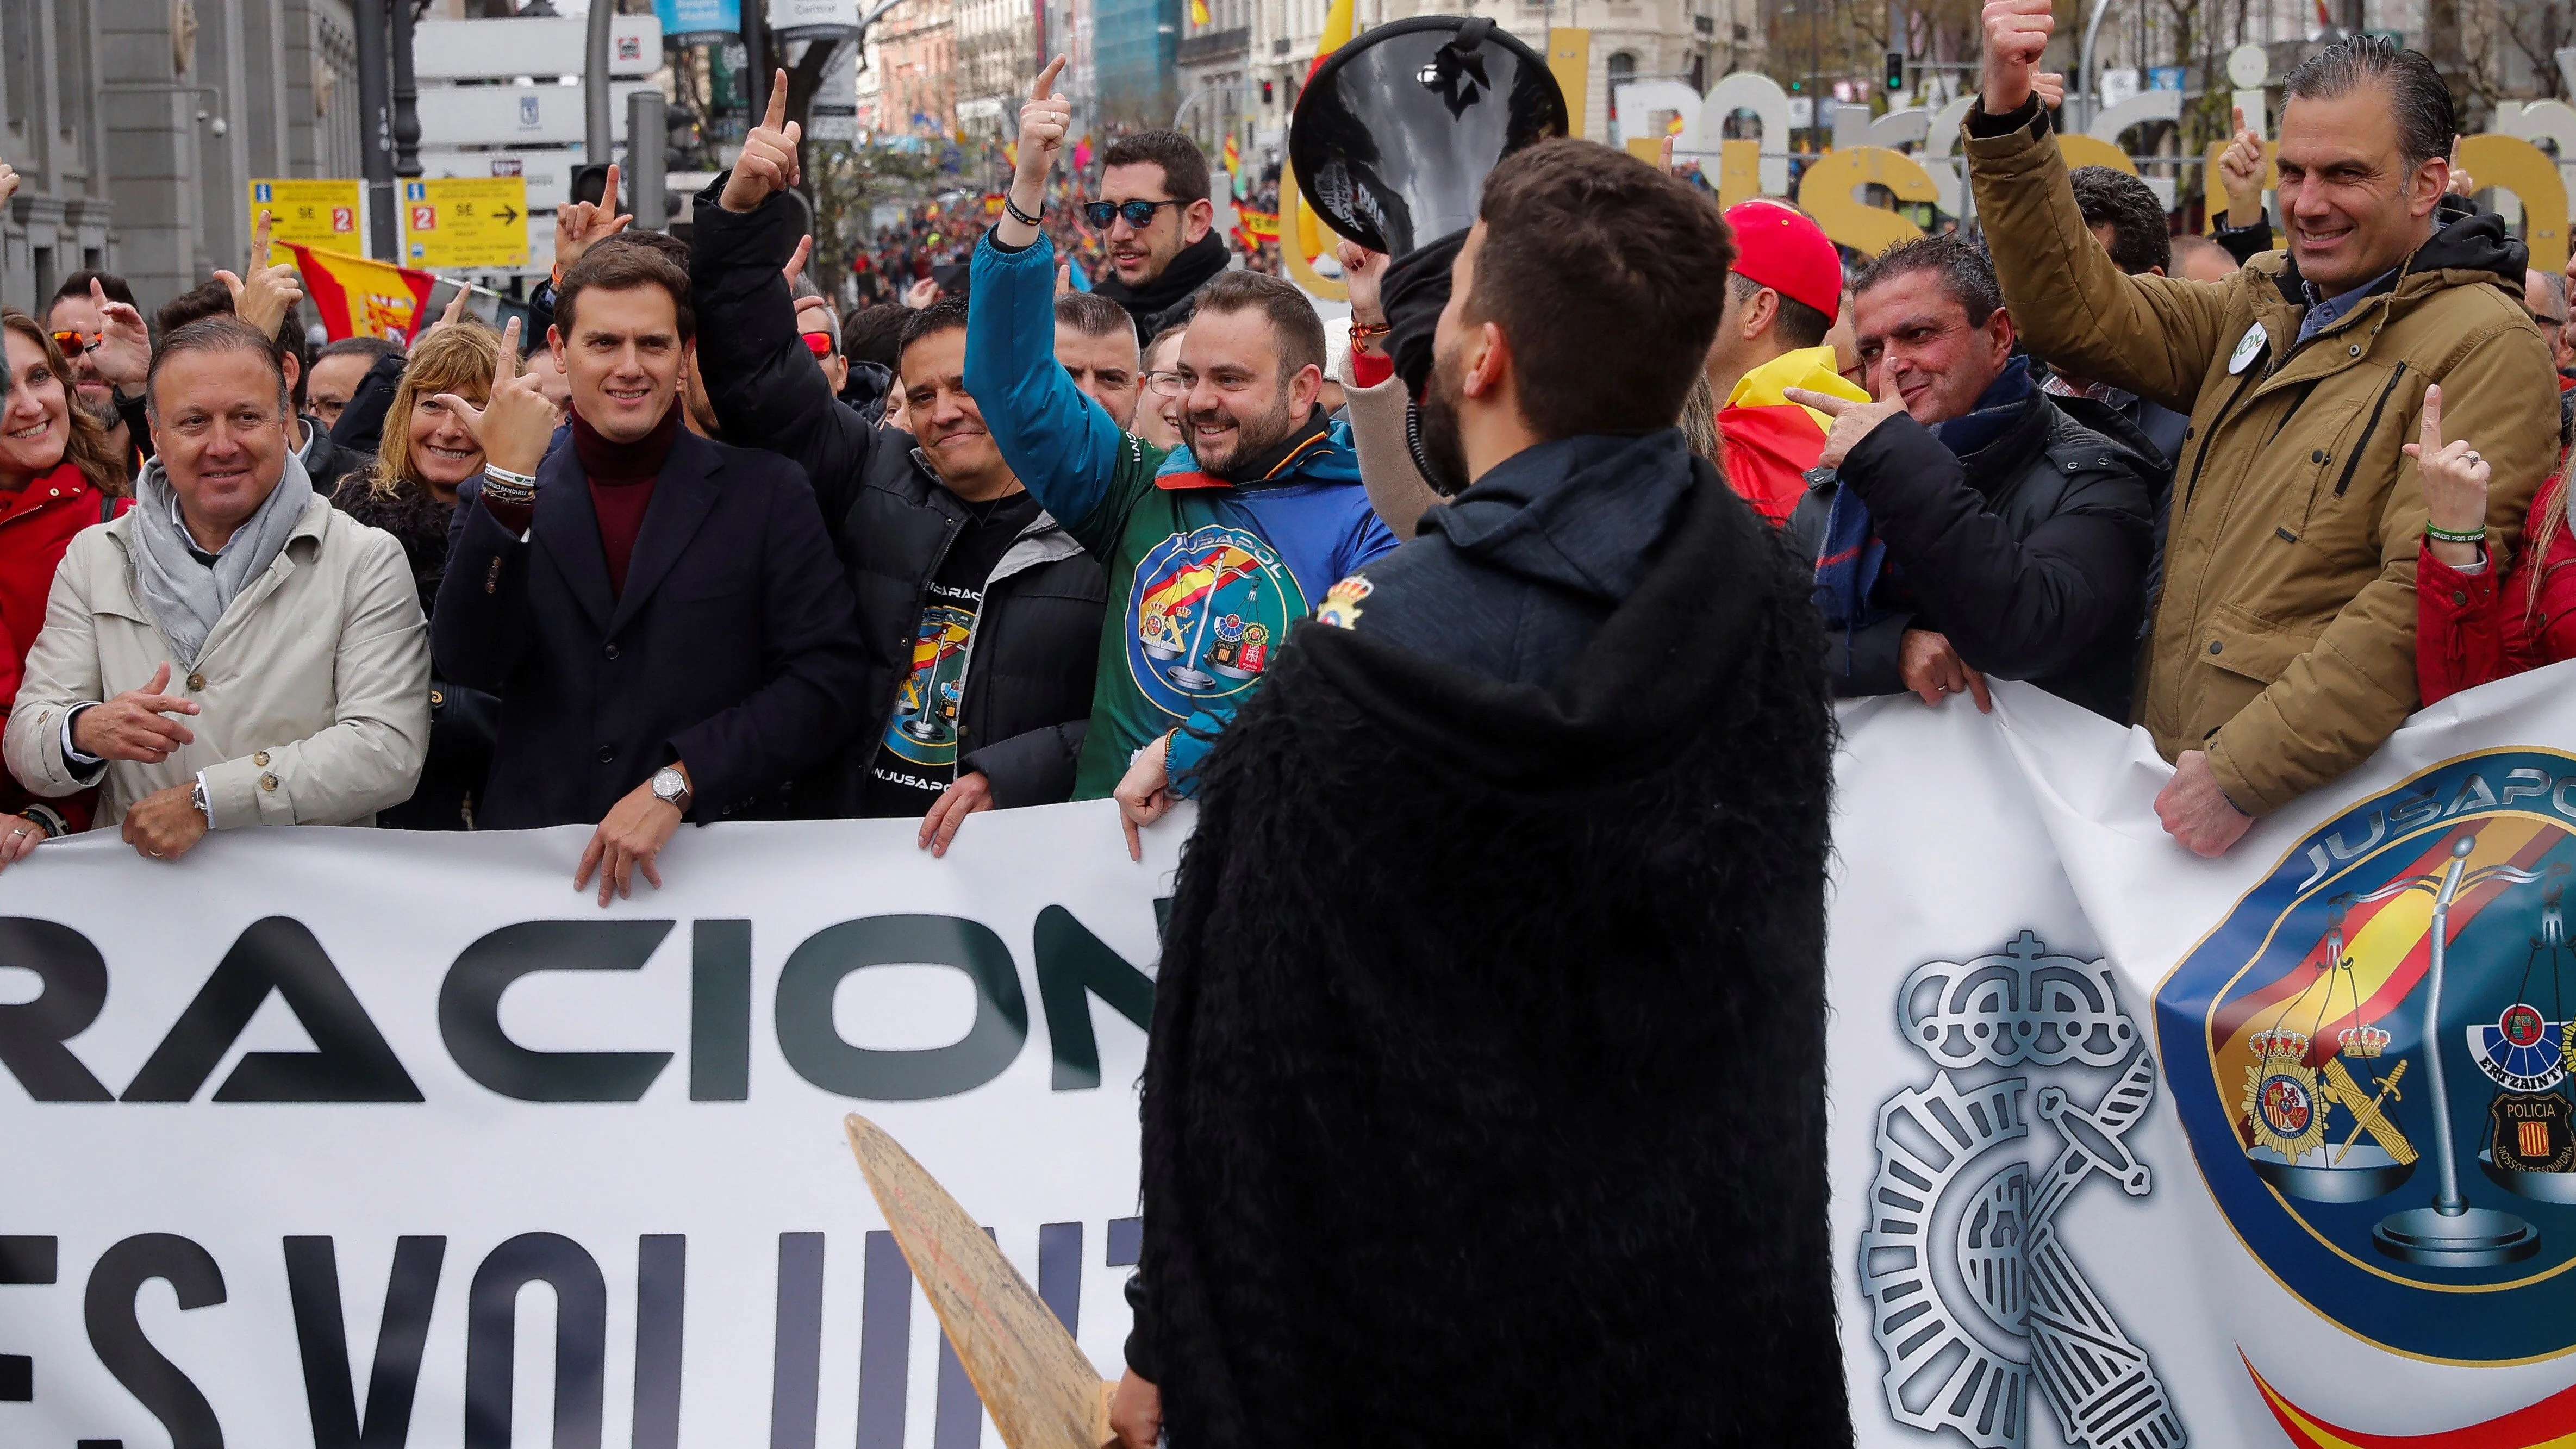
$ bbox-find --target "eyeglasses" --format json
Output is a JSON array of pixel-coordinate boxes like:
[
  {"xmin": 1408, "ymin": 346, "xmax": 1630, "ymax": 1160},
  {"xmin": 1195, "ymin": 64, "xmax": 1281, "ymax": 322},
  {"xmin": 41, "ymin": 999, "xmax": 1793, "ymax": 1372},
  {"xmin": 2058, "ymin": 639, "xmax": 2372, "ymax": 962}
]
[
  {"xmin": 802, "ymin": 331, "xmax": 837, "ymax": 358},
  {"xmin": 1144, "ymin": 370, "xmax": 1187, "ymax": 397},
  {"xmin": 48, "ymin": 330, "xmax": 99, "ymax": 357},
  {"xmin": 1084, "ymin": 199, "xmax": 1184, "ymax": 230}
]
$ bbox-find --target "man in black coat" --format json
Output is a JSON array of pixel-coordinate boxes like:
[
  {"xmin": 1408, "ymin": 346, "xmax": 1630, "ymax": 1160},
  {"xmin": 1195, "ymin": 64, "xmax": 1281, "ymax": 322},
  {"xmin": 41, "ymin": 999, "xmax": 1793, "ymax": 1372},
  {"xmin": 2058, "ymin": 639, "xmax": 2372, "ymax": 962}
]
[
  {"xmin": 1086, "ymin": 130, "xmax": 1232, "ymax": 338},
  {"xmin": 431, "ymin": 242, "xmax": 868, "ymax": 902},
  {"xmin": 687, "ymin": 74, "xmax": 1106, "ymax": 851},
  {"xmin": 1787, "ymin": 233, "xmax": 2153, "ymax": 720},
  {"xmin": 1117, "ymin": 138, "xmax": 1848, "ymax": 1449}
]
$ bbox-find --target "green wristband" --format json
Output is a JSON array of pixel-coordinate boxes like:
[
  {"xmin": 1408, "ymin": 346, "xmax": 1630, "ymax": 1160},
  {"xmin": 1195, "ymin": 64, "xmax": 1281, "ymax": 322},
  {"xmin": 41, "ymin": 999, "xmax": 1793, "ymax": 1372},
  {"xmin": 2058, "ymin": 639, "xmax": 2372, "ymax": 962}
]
[{"xmin": 2425, "ymin": 522, "xmax": 2487, "ymax": 544}]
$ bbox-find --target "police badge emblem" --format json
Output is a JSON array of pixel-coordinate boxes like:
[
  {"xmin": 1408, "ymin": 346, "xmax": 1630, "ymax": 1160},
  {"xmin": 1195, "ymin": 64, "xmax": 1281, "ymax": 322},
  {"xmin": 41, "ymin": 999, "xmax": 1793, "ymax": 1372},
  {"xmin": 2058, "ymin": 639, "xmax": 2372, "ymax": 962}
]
[
  {"xmin": 1316, "ymin": 574, "xmax": 1373, "ymax": 631},
  {"xmin": 2243, "ymin": 1030, "xmax": 2329, "ymax": 1162},
  {"xmin": 1860, "ymin": 933, "xmax": 2184, "ymax": 1449}
]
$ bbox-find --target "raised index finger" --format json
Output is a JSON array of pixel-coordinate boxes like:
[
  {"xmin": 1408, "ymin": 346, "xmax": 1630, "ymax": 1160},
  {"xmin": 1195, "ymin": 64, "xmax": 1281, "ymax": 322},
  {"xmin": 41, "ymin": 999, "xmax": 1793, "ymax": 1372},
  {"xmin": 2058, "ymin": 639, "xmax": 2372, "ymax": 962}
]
[
  {"xmin": 496, "ymin": 315, "xmax": 523, "ymax": 385},
  {"xmin": 602, "ymin": 161, "xmax": 623, "ymax": 217},
  {"xmin": 2419, "ymin": 382, "xmax": 2443, "ymax": 453},
  {"xmin": 1034, "ymin": 55, "xmax": 1068, "ymax": 102},
  {"xmin": 252, "ymin": 209, "xmax": 274, "ymax": 270},
  {"xmin": 764, "ymin": 70, "xmax": 790, "ymax": 132}
]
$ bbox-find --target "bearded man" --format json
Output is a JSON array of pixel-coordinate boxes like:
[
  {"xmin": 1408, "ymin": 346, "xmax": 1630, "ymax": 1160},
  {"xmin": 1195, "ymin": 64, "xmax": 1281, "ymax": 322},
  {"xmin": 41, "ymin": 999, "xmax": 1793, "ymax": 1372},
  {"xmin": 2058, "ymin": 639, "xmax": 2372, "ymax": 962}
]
[{"xmin": 966, "ymin": 58, "xmax": 1396, "ymax": 851}]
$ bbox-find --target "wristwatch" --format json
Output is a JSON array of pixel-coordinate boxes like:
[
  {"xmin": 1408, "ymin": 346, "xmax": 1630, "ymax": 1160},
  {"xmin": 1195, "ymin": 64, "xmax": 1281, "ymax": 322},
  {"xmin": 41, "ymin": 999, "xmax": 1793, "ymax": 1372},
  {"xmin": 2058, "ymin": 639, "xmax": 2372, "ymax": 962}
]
[
  {"xmin": 189, "ymin": 776, "xmax": 211, "ymax": 823},
  {"xmin": 650, "ymin": 765, "xmax": 691, "ymax": 812}
]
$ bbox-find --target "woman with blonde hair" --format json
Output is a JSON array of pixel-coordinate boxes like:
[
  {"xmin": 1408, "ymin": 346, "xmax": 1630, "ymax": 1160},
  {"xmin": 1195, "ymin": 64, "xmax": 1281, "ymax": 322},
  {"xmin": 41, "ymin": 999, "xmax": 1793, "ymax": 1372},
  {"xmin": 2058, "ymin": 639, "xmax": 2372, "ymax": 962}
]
[
  {"xmin": 0, "ymin": 307, "xmax": 130, "ymax": 859},
  {"xmin": 333, "ymin": 320, "xmax": 523, "ymax": 827},
  {"xmin": 2413, "ymin": 381, "xmax": 2576, "ymax": 704}
]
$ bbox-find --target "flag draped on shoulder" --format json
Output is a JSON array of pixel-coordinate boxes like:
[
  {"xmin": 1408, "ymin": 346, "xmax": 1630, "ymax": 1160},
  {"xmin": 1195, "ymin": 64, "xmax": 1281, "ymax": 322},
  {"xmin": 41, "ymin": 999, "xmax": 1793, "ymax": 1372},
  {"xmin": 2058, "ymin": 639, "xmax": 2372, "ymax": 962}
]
[{"xmin": 1718, "ymin": 345, "xmax": 1868, "ymax": 526}]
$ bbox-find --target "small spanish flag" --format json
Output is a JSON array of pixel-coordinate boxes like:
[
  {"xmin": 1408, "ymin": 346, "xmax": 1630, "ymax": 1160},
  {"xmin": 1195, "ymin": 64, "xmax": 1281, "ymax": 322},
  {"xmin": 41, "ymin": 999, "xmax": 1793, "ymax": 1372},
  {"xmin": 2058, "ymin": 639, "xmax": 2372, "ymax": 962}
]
[
  {"xmin": 1667, "ymin": 113, "xmax": 1687, "ymax": 136},
  {"xmin": 286, "ymin": 242, "xmax": 437, "ymax": 343},
  {"xmin": 1222, "ymin": 134, "xmax": 1240, "ymax": 176},
  {"xmin": 1189, "ymin": 0, "xmax": 1210, "ymax": 25}
]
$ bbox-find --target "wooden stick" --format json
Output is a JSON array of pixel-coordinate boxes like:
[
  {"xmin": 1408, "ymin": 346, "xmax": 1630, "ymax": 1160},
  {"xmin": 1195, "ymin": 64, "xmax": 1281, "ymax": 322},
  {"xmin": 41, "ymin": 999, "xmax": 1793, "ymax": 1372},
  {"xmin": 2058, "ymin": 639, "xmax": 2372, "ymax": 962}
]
[{"xmin": 843, "ymin": 1114, "xmax": 1114, "ymax": 1449}]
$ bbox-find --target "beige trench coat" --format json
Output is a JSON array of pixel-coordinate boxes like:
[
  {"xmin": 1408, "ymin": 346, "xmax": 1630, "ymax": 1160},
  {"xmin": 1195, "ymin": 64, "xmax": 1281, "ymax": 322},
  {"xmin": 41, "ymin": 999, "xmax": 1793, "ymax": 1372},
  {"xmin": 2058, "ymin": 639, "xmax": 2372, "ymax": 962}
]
[{"xmin": 4, "ymin": 492, "xmax": 432, "ymax": 828}]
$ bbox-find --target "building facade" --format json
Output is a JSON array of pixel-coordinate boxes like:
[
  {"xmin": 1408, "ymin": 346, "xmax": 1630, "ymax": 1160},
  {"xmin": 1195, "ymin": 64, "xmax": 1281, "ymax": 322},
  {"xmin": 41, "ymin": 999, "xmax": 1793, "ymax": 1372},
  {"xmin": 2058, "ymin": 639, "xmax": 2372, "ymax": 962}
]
[
  {"xmin": 4, "ymin": 0, "xmax": 363, "ymax": 317},
  {"xmin": 1093, "ymin": 0, "xmax": 1177, "ymax": 132},
  {"xmin": 1175, "ymin": 0, "xmax": 1249, "ymax": 155},
  {"xmin": 870, "ymin": 0, "xmax": 960, "ymax": 139}
]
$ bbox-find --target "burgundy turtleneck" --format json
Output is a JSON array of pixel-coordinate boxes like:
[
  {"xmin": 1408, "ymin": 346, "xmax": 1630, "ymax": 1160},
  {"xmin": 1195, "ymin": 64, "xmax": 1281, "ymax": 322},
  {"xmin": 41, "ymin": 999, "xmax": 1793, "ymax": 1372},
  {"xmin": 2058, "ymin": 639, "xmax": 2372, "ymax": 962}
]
[
  {"xmin": 574, "ymin": 405, "xmax": 679, "ymax": 596},
  {"xmin": 479, "ymin": 402, "xmax": 680, "ymax": 597}
]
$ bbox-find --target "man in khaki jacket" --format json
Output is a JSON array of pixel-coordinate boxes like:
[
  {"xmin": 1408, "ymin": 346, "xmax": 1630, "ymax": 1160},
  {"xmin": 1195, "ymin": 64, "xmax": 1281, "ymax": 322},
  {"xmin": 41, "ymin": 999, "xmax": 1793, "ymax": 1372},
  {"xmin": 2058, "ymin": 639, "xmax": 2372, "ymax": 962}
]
[
  {"xmin": 4, "ymin": 316, "xmax": 429, "ymax": 863},
  {"xmin": 1967, "ymin": 14, "xmax": 2558, "ymax": 855}
]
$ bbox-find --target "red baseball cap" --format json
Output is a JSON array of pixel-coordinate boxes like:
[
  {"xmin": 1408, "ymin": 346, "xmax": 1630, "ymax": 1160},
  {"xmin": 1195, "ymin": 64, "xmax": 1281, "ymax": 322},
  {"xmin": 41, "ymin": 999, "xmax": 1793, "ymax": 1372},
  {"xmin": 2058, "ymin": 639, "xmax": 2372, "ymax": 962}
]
[{"xmin": 1724, "ymin": 201, "xmax": 1842, "ymax": 322}]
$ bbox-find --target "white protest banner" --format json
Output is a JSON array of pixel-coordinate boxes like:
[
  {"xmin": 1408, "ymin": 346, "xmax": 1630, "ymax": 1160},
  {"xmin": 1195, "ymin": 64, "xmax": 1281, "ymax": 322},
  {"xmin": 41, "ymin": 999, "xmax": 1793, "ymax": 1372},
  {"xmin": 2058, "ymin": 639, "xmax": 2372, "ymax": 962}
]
[
  {"xmin": 1834, "ymin": 665, "xmax": 2576, "ymax": 1449},
  {"xmin": 14, "ymin": 667, "xmax": 2576, "ymax": 1447},
  {"xmin": 0, "ymin": 805, "xmax": 1175, "ymax": 1448}
]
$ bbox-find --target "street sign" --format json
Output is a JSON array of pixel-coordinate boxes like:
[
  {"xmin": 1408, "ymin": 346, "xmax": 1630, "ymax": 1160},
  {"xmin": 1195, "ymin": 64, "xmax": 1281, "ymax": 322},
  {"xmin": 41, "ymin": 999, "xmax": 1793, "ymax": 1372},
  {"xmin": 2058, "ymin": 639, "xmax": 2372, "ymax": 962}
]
[
  {"xmin": 411, "ymin": 82, "xmax": 657, "ymax": 147},
  {"xmin": 247, "ymin": 179, "xmax": 365, "ymax": 253},
  {"xmin": 401, "ymin": 177, "xmax": 531, "ymax": 270},
  {"xmin": 417, "ymin": 147, "xmax": 603, "ymax": 212},
  {"xmin": 413, "ymin": 16, "xmax": 662, "ymax": 79}
]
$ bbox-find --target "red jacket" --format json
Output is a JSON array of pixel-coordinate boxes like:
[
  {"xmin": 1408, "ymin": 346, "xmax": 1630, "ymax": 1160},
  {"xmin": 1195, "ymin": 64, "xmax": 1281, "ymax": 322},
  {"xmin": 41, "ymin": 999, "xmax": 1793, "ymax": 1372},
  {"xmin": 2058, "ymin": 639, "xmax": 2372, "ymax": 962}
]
[
  {"xmin": 0, "ymin": 460, "xmax": 130, "ymax": 829},
  {"xmin": 2417, "ymin": 474, "xmax": 2576, "ymax": 706}
]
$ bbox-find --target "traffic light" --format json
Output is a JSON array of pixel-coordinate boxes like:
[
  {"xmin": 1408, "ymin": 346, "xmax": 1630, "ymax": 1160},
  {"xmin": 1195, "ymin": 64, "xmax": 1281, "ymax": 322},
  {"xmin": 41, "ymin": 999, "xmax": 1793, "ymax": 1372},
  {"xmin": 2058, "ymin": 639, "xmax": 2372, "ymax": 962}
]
[
  {"xmin": 1885, "ymin": 52, "xmax": 1906, "ymax": 92},
  {"xmin": 571, "ymin": 164, "xmax": 616, "ymax": 211}
]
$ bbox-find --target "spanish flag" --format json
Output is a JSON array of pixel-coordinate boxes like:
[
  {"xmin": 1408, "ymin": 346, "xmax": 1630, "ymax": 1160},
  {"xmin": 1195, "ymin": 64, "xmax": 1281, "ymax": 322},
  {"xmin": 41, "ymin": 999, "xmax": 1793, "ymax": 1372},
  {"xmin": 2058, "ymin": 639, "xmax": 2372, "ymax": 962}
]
[
  {"xmin": 1222, "ymin": 134, "xmax": 1240, "ymax": 177},
  {"xmin": 1312, "ymin": 0, "xmax": 1355, "ymax": 72},
  {"xmin": 1189, "ymin": 0, "xmax": 1209, "ymax": 24},
  {"xmin": 287, "ymin": 243, "xmax": 436, "ymax": 343},
  {"xmin": 1716, "ymin": 346, "xmax": 1868, "ymax": 526}
]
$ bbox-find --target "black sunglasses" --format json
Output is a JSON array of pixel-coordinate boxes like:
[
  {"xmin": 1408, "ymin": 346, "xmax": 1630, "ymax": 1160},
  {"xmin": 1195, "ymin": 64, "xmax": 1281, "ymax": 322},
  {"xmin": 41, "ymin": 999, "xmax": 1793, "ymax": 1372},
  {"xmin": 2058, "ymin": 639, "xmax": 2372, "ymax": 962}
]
[{"xmin": 1084, "ymin": 199, "xmax": 1184, "ymax": 230}]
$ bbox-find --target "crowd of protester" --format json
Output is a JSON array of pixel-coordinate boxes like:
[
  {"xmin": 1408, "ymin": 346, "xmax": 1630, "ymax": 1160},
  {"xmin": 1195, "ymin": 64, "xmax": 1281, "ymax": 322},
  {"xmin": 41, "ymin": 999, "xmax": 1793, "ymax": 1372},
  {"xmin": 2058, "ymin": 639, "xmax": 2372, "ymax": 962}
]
[
  {"xmin": 0, "ymin": 24, "xmax": 2562, "ymax": 895},
  {"xmin": 0, "ymin": 21, "xmax": 2573, "ymax": 1445}
]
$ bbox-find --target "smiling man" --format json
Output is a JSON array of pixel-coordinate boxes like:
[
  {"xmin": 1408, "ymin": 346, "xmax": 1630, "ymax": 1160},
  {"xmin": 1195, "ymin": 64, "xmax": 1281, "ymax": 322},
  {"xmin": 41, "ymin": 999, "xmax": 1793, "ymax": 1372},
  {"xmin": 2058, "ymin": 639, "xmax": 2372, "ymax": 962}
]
[
  {"xmin": 969, "ymin": 59, "xmax": 1397, "ymax": 848},
  {"xmin": 1782, "ymin": 234, "xmax": 2153, "ymax": 720},
  {"xmin": 431, "ymin": 242, "xmax": 870, "ymax": 900},
  {"xmin": 4, "ymin": 316, "xmax": 430, "ymax": 861},
  {"xmin": 1964, "ymin": 18, "xmax": 2556, "ymax": 857},
  {"xmin": 687, "ymin": 71, "xmax": 1109, "ymax": 847}
]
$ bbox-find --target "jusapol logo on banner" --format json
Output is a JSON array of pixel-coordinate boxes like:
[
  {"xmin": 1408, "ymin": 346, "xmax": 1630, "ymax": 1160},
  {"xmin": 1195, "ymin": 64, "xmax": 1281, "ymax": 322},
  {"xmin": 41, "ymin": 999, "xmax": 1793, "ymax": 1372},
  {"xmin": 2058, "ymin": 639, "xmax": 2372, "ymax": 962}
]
[{"xmin": 2162, "ymin": 750, "xmax": 2576, "ymax": 1367}]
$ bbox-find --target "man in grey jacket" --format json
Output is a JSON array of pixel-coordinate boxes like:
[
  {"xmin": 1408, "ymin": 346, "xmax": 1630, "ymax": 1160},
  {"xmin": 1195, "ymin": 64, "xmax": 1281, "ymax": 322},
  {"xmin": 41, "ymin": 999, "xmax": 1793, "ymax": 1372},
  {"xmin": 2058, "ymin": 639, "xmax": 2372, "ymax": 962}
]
[{"xmin": 3, "ymin": 316, "xmax": 430, "ymax": 864}]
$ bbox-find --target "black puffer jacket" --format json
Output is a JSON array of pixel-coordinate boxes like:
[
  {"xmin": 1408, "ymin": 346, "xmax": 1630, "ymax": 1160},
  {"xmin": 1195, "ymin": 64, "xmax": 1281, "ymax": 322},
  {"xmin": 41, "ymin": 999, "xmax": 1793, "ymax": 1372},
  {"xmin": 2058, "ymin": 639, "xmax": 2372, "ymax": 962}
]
[
  {"xmin": 691, "ymin": 181, "xmax": 1108, "ymax": 814},
  {"xmin": 1789, "ymin": 389, "xmax": 2154, "ymax": 719}
]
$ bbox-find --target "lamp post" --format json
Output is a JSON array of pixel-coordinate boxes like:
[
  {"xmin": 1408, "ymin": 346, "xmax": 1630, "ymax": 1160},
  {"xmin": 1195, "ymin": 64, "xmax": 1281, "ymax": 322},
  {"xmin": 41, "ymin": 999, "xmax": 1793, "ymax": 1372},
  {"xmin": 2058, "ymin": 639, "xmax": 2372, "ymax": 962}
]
[{"xmin": 2338, "ymin": 835, "xmax": 2550, "ymax": 1267}]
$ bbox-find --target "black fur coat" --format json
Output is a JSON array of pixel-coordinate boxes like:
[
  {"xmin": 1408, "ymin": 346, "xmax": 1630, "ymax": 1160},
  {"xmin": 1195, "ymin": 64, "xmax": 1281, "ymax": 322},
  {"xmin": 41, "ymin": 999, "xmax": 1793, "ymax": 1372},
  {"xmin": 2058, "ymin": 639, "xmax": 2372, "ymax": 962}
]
[{"xmin": 1137, "ymin": 473, "xmax": 1850, "ymax": 1447}]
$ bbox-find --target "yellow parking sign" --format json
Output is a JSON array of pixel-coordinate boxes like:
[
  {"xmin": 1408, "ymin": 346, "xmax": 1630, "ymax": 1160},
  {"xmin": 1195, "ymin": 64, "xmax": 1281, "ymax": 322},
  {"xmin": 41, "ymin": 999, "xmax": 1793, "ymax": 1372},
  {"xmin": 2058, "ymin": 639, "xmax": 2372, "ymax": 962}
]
[
  {"xmin": 248, "ymin": 179, "xmax": 364, "ymax": 252},
  {"xmin": 401, "ymin": 177, "xmax": 531, "ymax": 270}
]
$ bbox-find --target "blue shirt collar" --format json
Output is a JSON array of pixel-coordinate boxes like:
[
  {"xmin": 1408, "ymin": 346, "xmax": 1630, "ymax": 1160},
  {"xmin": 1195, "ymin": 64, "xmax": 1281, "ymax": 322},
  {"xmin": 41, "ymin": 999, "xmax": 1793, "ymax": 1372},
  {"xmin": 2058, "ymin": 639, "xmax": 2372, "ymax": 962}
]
[{"xmin": 2294, "ymin": 213, "xmax": 2448, "ymax": 345}]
